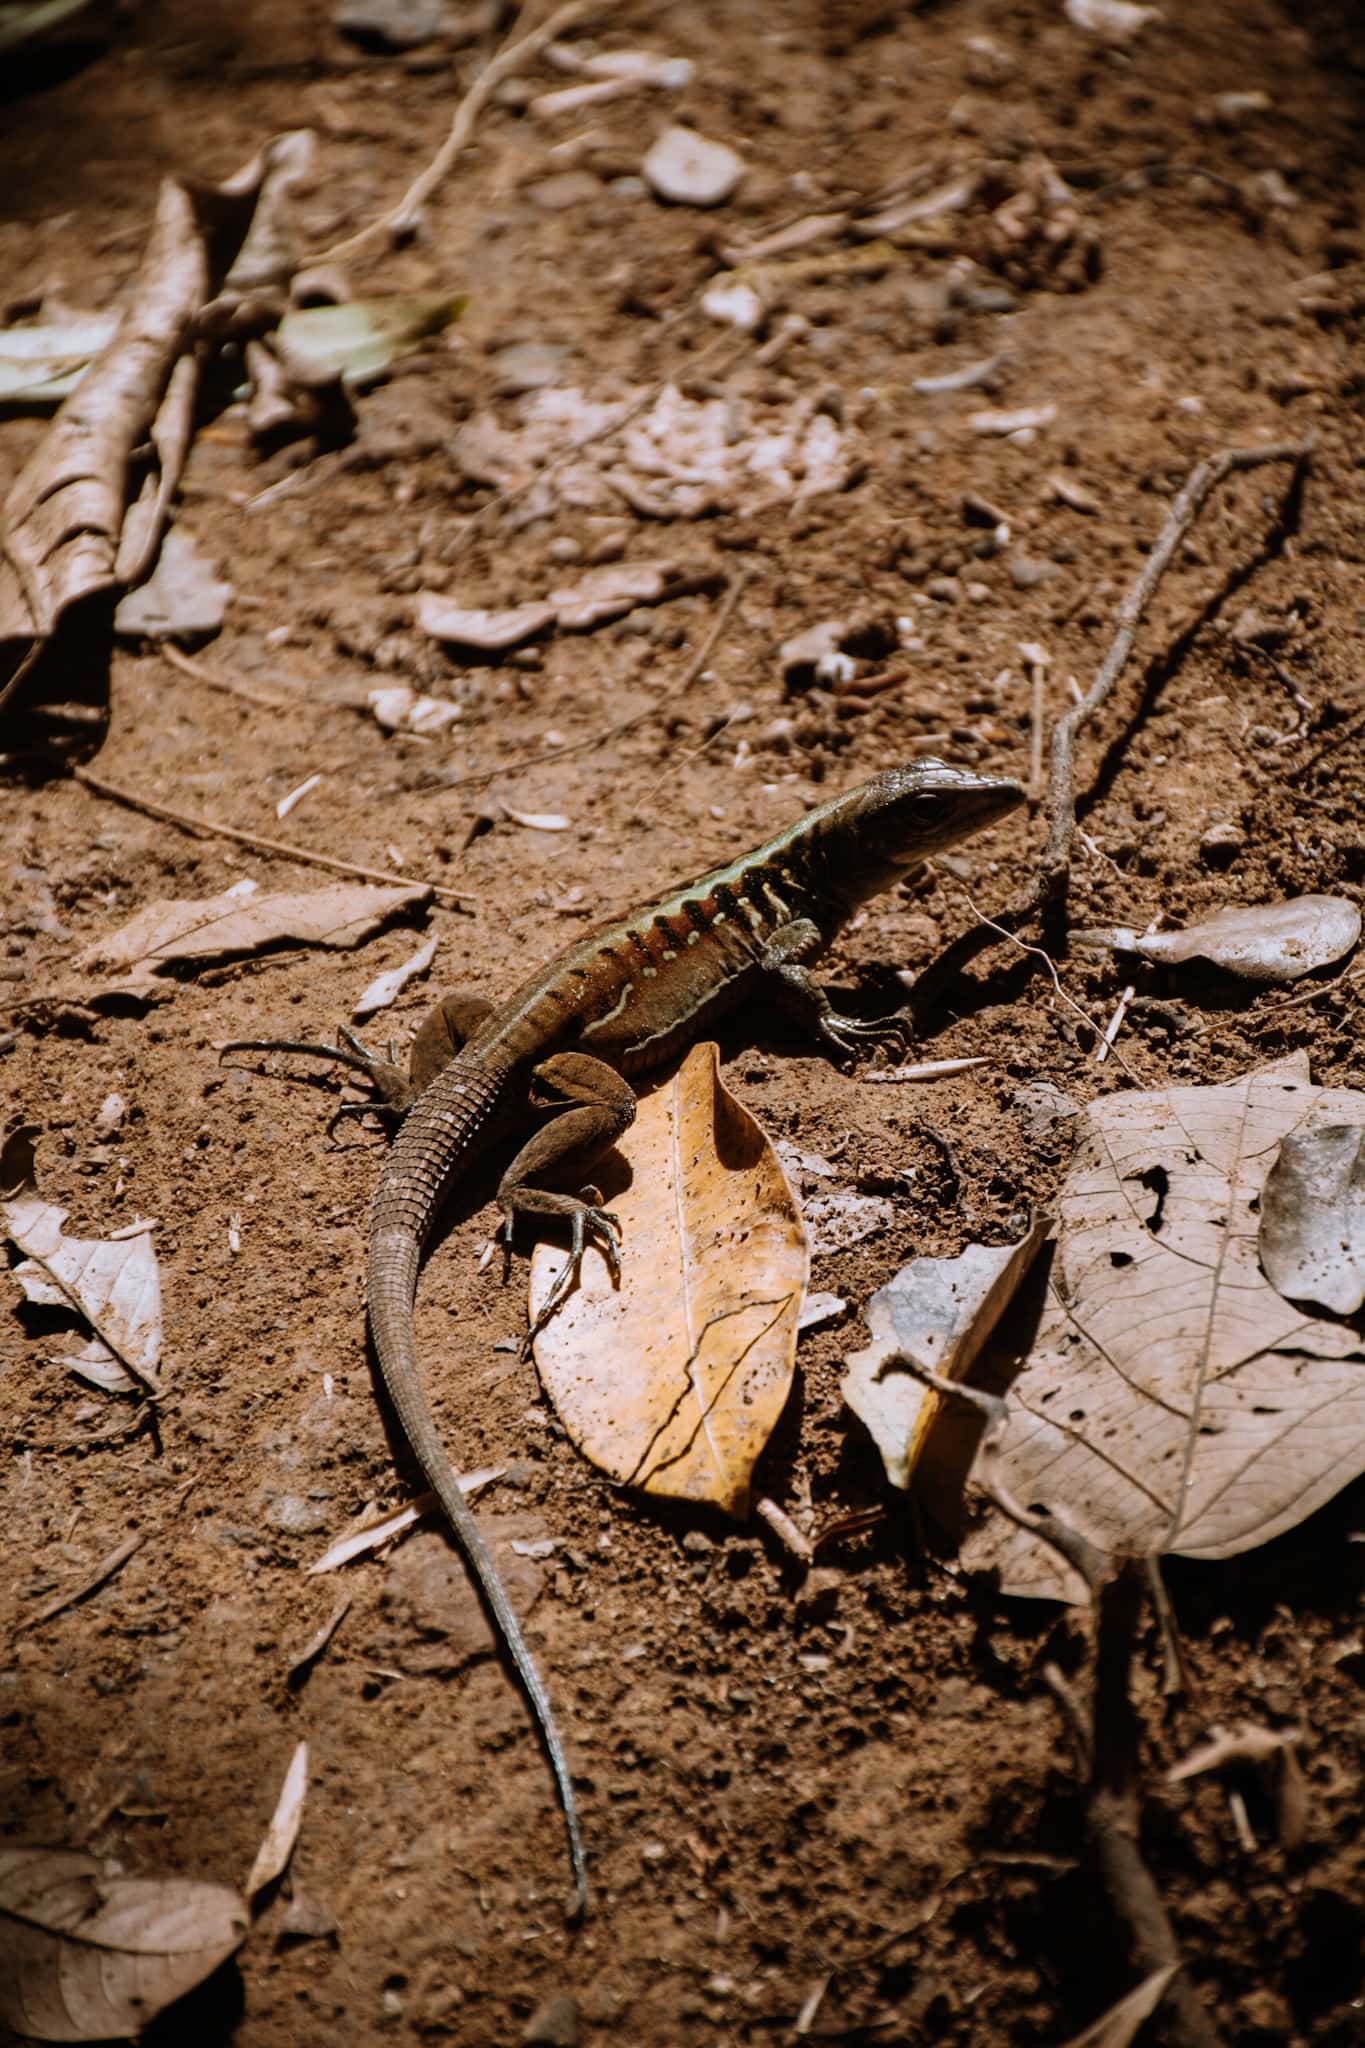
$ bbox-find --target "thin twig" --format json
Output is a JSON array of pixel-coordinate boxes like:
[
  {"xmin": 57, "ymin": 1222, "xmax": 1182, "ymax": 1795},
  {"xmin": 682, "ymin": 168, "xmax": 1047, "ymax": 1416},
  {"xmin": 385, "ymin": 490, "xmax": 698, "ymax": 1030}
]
[
  {"xmin": 957, "ymin": 887, "xmax": 1141, "ymax": 1083},
  {"xmin": 415, "ymin": 566, "xmax": 754, "ymax": 794},
  {"xmin": 17, "ymin": 1533, "xmax": 145, "ymax": 1634},
  {"xmin": 70, "ymin": 765, "xmax": 475, "ymax": 906},
  {"xmin": 159, "ymin": 642, "xmax": 304, "ymax": 713},
  {"xmin": 314, "ymin": 0, "xmax": 601, "ymax": 265}
]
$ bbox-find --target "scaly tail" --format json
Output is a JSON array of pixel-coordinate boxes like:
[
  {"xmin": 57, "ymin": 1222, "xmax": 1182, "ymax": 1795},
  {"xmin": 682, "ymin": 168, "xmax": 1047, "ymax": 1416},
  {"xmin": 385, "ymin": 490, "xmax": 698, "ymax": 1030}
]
[{"xmin": 368, "ymin": 1057, "xmax": 588, "ymax": 1914}]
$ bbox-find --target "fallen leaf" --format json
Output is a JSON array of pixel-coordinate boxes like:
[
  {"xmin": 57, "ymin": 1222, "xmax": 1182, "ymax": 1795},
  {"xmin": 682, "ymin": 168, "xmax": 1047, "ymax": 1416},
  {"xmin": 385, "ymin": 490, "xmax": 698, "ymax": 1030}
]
[
  {"xmin": 0, "ymin": 152, "xmax": 287, "ymax": 715},
  {"xmin": 529, "ymin": 1041, "xmax": 807, "ymax": 1516},
  {"xmin": 76, "ymin": 878, "xmax": 430, "ymax": 995},
  {"xmin": 548, "ymin": 560, "xmax": 685, "ymax": 631},
  {"xmin": 353, "ymin": 933, "xmax": 439, "ymax": 1019},
  {"xmin": 1260, "ymin": 1124, "xmax": 1365, "ymax": 1313},
  {"xmin": 245, "ymin": 1743, "xmax": 308, "ymax": 1902},
  {"xmin": 367, "ymin": 683, "xmax": 461, "ymax": 735},
  {"xmin": 0, "ymin": 1847, "xmax": 247, "ymax": 2042},
  {"xmin": 500, "ymin": 804, "xmax": 570, "ymax": 833},
  {"xmin": 0, "ymin": 313, "xmax": 119, "ymax": 405},
  {"xmin": 843, "ymin": 1218, "xmax": 1051, "ymax": 1489},
  {"xmin": 415, "ymin": 595, "xmax": 556, "ymax": 649},
  {"xmin": 113, "ymin": 526, "xmax": 232, "ymax": 641},
  {"xmin": 952, "ymin": 1054, "xmax": 1365, "ymax": 1601},
  {"xmin": 1074, "ymin": 896, "xmax": 1360, "ymax": 984},
  {"xmin": 3, "ymin": 1126, "xmax": 163, "ymax": 1396},
  {"xmin": 307, "ymin": 1468, "xmax": 501, "ymax": 1573},
  {"xmin": 803, "ymin": 1190, "xmax": 896, "ymax": 1254},
  {"xmin": 1057, "ymin": 1965, "xmax": 1177, "ymax": 2048},
  {"xmin": 276, "ymin": 293, "xmax": 466, "ymax": 386}
]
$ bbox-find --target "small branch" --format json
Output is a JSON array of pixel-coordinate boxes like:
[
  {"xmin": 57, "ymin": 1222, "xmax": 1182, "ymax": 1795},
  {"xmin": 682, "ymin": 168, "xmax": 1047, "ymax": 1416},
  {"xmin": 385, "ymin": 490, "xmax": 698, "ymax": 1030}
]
[
  {"xmin": 70, "ymin": 765, "xmax": 476, "ymax": 906},
  {"xmin": 956, "ymin": 886, "xmax": 1141, "ymax": 1084},
  {"xmin": 415, "ymin": 566, "xmax": 753, "ymax": 795},
  {"xmin": 314, "ymin": 0, "xmax": 602, "ymax": 265}
]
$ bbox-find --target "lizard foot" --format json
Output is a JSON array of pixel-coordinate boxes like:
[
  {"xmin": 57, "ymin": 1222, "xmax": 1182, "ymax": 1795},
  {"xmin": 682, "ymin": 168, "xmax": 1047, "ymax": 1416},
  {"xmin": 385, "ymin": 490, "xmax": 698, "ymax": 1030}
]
[
  {"xmin": 816, "ymin": 1008, "xmax": 916, "ymax": 1065},
  {"xmin": 219, "ymin": 1024, "xmax": 415, "ymax": 1130},
  {"xmin": 516, "ymin": 1196, "xmax": 623, "ymax": 1353}
]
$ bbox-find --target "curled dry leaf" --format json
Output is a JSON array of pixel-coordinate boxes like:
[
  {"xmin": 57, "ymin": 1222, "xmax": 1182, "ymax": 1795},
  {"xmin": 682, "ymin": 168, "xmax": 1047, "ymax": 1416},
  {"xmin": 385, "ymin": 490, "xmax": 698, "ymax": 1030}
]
[
  {"xmin": 0, "ymin": 313, "xmax": 119, "ymax": 405},
  {"xmin": 842, "ymin": 1217, "xmax": 1051, "ymax": 1489},
  {"xmin": 0, "ymin": 1847, "xmax": 247, "ymax": 2043},
  {"xmin": 529, "ymin": 1041, "xmax": 807, "ymax": 1516},
  {"xmin": 1074, "ymin": 895, "xmax": 1360, "ymax": 984},
  {"xmin": 3, "ymin": 1125, "xmax": 163, "ymax": 1397},
  {"xmin": 1260, "ymin": 1124, "xmax": 1365, "ymax": 1314},
  {"xmin": 0, "ymin": 150, "xmax": 284, "ymax": 714},
  {"xmin": 75, "ymin": 877, "xmax": 430, "ymax": 997},
  {"xmin": 353, "ymin": 932, "xmax": 439, "ymax": 1020},
  {"xmin": 953, "ymin": 1054, "xmax": 1365, "ymax": 1602}
]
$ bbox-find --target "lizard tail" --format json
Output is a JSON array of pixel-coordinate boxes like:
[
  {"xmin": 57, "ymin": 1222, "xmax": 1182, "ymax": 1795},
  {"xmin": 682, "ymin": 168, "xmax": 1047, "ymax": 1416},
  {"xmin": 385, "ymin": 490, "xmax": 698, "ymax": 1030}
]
[{"xmin": 368, "ymin": 1068, "xmax": 589, "ymax": 1915}]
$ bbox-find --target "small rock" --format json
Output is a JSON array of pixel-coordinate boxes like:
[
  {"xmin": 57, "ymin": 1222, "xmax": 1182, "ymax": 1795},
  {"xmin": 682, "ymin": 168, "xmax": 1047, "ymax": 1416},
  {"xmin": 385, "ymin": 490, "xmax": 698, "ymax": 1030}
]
[
  {"xmin": 1200, "ymin": 820, "xmax": 1245, "ymax": 866},
  {"xmin": 780, "ymin": 618, "xmax": 847, "ymax": 690},
  {"xmin": 925, "ymin": 576, "xmax": 962, "ymax": 604},
  {"xmin": 643, "ymin": 125, "xmax": 745, "ymax": 208},
  {"xmin": 803, "ymin": 1191, "xmax": 897, "ymax": 1255},
  {"xmin": 278, "ymin": 1891, "xmax": 339, "ymax": 1944},
  {"xmin": 491, "ymin": 341, "xmax": 571, "ymax": 394},
  {"xmin": 264, "ymin": 1493, "xmax": 332, "ymax": 1535},
  {"xmin": 1213, "ymin": 89, "xmax": 1271, "ymax": 128},
  {"xmin": 1012, "ymin": 1080, "xmax": 1080, "ymax": 1139},
  {"xmin": 682, "ymin": 1529, "xmax": 714, "ymax": 1555},
  {"xmin": 94, "ymin": 1092, "xmax": 127, "ymax": 1138},
  {"xmin": 528, "ymin": 171, "xmax": 601, "ymax": 212},
  {"xmin": 701, "ymin": 276, "xmax": 764, "ymax": 331},
  {"xmin": 1008, "ymin": 553, "xmax": 1059, "ymax": 589},
  {"xmin": 523, "ymin": 1993, "xmax": 579, "ymax": 2047},
  {"xmin": 335, "ymin": 0, "xmax": 457, "ymax": 49}
]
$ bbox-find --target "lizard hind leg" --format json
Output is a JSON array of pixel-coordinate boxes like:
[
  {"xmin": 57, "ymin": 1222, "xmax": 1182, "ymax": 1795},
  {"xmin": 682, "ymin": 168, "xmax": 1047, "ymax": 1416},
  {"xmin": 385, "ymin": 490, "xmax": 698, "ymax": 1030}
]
[{"xmin": 494, "ymin": 1052, "xmax": 636, "ymax": 1348}]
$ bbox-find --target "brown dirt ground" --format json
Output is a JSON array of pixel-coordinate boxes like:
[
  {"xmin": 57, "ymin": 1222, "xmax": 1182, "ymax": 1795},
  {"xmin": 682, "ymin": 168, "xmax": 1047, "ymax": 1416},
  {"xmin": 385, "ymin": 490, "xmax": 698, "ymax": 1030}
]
[{"xmin": 3, "ymin": 2, "xmax": 1365, "ymax": 2042}]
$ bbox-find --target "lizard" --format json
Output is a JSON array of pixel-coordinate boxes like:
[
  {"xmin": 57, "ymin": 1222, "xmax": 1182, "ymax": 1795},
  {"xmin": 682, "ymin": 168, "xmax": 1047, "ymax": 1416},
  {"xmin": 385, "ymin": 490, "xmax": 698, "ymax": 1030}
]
[{"xmin": 224, "ymin": 758, "xmax": 1024, "ymax": 1913}]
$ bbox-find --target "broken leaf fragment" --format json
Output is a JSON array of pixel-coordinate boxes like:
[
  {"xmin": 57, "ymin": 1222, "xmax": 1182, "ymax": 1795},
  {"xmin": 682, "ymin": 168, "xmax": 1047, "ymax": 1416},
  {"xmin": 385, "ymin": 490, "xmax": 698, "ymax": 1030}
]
[
  {"xmin": 1073, "ymin": 896, "xmax": 1360, "ymax": 984},
  {"xmin": 951, "ymin": 1054, "xmax": 1365, "ymax": 1602},
  {"xmin": 277, "ymin": 293, "xmax": 466, "ymax": 386},
  {"xmin": 76, "ymin": 877, "xmax": 431, "ymax": 997},
  {"xmin": 1260, "ymin": 1124, "xmax": 1365, "ymax": 1314},
  {"xmin": 529, "ymin": 1041, "xmax": 807, "ymax": 1517},
  {"xmin": 0, "ymin": 1847, "xmax": 248, "ymax": 2043},
  {"xmin": 843, "ymin": 1217, "xmax": 1051, "ymax": 1489},
  {"xmin": 3, "ymin": 1125, "xmax": 164, "ymax": 1397}
]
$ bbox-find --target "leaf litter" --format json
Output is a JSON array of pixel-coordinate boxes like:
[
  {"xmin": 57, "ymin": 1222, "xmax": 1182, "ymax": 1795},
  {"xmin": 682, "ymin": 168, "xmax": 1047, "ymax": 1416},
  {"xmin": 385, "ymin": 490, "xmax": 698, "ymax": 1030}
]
[
  {"xmin": 940, "ymin": 1053, "xmax": 1365, "ymax": 1602},
  {"xmin": 1074, "ymin": 895, "xmax": 1360, "ymax": 984},
  {"xmin": 2, "ymin": 1125, "xmax": 164, "ymax": 1397}
]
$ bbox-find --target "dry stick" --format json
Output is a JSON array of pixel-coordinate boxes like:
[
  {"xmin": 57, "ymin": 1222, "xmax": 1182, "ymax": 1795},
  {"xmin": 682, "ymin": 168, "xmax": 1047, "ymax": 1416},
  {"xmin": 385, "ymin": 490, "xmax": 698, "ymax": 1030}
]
[
  {"xmin": 17, "ymin": 1532, "xmax": 146, "ymax": 1634},
  {"xmin": 957, "ymin": 886, "xmax": 1142, "ymax": 1085},
  {"xmin": 313, "ymin": 0, "xmax": 601, "ymax": 266},
  {"xmin": 159, "ymin": 642, "xmax": 310, "ymax": 714},
  {"xmin": 893, "ymin": 1364, "xmax": 1224, "ymax": 2048},
  {"xmin": 917, "ymin": 443, "xmax": 1309, "ymax": 1004},
  {"xmin": 416, "ymin": 565, "xmax": 754, "ymax": 794},
  {"xmin": 70, "ymin": 765, "xmax": 476, "ymax": 907}
]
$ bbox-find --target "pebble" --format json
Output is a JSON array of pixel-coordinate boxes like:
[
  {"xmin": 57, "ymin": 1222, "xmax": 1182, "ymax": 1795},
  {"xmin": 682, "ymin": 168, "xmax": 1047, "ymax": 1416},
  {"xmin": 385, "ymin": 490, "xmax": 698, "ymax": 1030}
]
[
  {"xmin": 1008, "ymin": 553, "xmax": 1060, "ymax": 589},
  {"xmin": 643, "ymin": 125, "xmax": 745, "ymax": 207},
  {"xmin": 1200, "ymin": 820, "xmax": 1245, "ymax": 866},
  {"xmin": 528, "ymin": 171, "xmax": 601, "ymax": 211},
  {"xmin": 524, "ymin": 1993, "xmax": 579, "ymax": 2047},
  {"xmin": 491, "ymin": 341, "xmax": 570, "ymax": 394},
  {"xmin": 95, "ymin": 1092, "xmax": 127, "ymax": 1138}
]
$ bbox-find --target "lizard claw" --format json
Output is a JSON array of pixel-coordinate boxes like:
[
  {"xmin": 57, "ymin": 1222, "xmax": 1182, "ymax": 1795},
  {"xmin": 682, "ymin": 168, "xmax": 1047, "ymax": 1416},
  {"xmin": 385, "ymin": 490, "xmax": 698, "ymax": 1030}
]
[
  {"xmin": 523, "ymin": 1201, "xmax": 624, "ymax": 1351},
  {"xmin": 817, "ymin": 1008, "xmax": 915, "ymax": 1064},
  {"xmin": 218, "ymin": 1026, "xmax": 415, "ymax": 1119}
]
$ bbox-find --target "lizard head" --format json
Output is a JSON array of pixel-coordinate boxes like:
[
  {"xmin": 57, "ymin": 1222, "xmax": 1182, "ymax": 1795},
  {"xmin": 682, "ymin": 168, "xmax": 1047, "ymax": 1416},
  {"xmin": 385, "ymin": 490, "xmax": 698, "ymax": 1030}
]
[{"xmin": 829, "ymin": 759, "xmax": 1025, "ymax": 899}]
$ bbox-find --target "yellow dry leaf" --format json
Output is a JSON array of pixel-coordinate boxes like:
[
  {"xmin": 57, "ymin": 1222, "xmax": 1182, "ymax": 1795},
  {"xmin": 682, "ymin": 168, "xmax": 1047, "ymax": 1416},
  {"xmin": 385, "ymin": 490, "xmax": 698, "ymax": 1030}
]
[{"xmin": 529, "ymin": 1041, "xmax": 807, "ymax": 1517}]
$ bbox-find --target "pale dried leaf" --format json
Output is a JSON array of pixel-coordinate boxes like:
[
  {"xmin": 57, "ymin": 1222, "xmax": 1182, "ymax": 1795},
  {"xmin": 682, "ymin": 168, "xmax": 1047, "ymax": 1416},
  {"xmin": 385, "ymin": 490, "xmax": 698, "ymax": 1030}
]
[
  {"xmin": 1167, "ymin": 1721, "xmax": 1288, "ymax": 1781},
  {"xmin": 276, "ymin": 293, "xmax": 466, "ymax": 386},
  {"xmin": 957, "ymin": 1055, "xmax": 1365, "ymax": 1602},
  {"xmin": 307, "ymin": 1469, "xmax": 501, "ymax": 1573},
  {"xmin": 530, "ymin": 1041, "xmax": 807, "ymax": 1516},
  {"xmin": 0, "ymin": 1847, "xmax": 248, "ymax": 2042},
  {"xmin": 113, "ymin": 525, "xmax": 233, "ymax": 640},
  {"xmin": 1057, "ymin": 1965, "xmax": 1177, "ymax": 2048},
  {"xmin": 0, "ymin": 314, "xmax": 118, "ymax": 405},
  {"xmin": 1260, "ymin": 1124, "xmax": 1365, "ymax": 1314},
  {"xmin": 245, "ymin": 1742, "xmax": 308, "ymax": 1902},
  {"xmin": 500, "ymin": 805, "xmax": 570, "ymax": 833},
  {"xmin": 76, "ymin": 879, "xmax": 430, "ymax": 994},
  {"xmin": 3, "ymin": 1126, "xmax": 163, "ymax": 1396},
  {"xmin": 843, "ymin": 1218, "xmax": 1050, "ymax": 1488},
  {"xmin": 353, "ymin": 933, "xmax": 439, "ymax": 1019},
  {"xmin": 415, "ymin": 594, "xmax": 555, "ymax": 649},
  {"xmin": 1075, "ymin": 896, "xmax": 1360, "ymax": 984}
]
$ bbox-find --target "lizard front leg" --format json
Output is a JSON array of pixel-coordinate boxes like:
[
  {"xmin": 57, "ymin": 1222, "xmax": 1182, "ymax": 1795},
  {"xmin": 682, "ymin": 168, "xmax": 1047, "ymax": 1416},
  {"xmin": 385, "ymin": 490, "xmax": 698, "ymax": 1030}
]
[
  {"xmin": 496, "ymin": 1052, "xmax": 637, "ymax": 1343},
  {"xmin": 760, "ymin": 918, "xmax": 913, "ymax": 1063}
]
